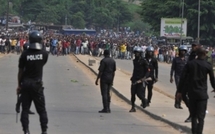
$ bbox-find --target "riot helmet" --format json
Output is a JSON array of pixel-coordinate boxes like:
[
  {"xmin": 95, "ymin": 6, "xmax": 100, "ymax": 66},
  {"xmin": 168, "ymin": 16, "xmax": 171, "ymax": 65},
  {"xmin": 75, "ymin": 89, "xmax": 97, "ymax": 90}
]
[
  {"xmin": 133, "ymin": 46, "xmax": 143, "ymax": 53},
  {"xmin": 29, "ymin": 31, "xmax": 42, "ymax": 43},
  {"xmin": 179, "ymin": 45, "xmax": 188, "ymax": 51},
  {"xmin": 133, "ymin": 46, "xmax": 143, "ymax": 58},
  {"xmin": 28, "ymin": 31, "xmax": 43, "ymax": 50},
  {"xmin": 146, "ymin": 46, "xmax": 154, "ymax": 58},
  {"xmin": 179, "ymin": 45, "xmax": 188, "ymax": 57}
]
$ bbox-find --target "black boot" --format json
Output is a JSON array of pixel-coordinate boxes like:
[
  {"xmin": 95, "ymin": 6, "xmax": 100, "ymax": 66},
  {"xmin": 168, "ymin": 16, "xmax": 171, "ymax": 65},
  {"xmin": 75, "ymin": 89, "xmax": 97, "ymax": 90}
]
[
  {"xmin": 141, "ymin": 98, "xmax": 147, "ymax": 109},
  {"xmin": 129, "ymin": 104, "xmax": 136, "ymax": 112},
  {"xmin": 184, "ymin": 115, "xmax": 191, "ymax": 123},
  {"xmin": 174, "ymin": 100, "xmax": 183, "ymax": 109},
  {"xmin": 98, "ymin": 109, "xmax": 110, "ymax": 113},
  {"xmin": 28, "ymin": 110, "xmax": 35, "ymax": 115},
  {"xmin": 99, "ymin": 100, "xmax": 110, "ymax": 113},
  {"xmin": 42, "ymin": 131, "xmax": 47, "ymax": 134},
  {"xmin": 24, "ymin": 129, "xmax": 30, "ymax": 134},
  {"xmin": 129, "ymin": 107, "xmax": 136, "ymax": 112},
  {"xmin": 107, "ymin": 102, "xmax": 111, "ymax": 113}
]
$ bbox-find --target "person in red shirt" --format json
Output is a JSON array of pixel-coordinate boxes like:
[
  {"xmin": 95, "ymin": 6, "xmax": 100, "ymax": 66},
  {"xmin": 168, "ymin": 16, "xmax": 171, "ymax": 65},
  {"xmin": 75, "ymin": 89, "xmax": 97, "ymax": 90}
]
[
  {"xmin": 20, "ymin": 37, "xmax": 25, "ymax": 53},
  {"xmin": 75, "ymin": 38, "xmax": 82, "ymax": 55}
]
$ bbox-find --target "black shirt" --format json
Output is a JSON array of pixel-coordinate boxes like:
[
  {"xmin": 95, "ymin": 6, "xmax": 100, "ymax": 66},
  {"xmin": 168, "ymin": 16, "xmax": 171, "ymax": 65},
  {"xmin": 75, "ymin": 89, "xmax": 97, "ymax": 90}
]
[
  {"xmin": 18, "ymin": 49, "xmax": 48, "ymax": 80},
  {"xmin": 146, "ymin": 57, "xmax": 158, "ymax": 79},
  {"xmin": 131, "ymin": 58, "xmax": 149, "ymax": 82},
  {"xmin": 99, "ymin": 57, "xmax": 116, "ymax": 83},
  {"xmin": 188, "ymin": 51, "xmax": 197, "ymax": 61},
  {"xmin": 170, "ymin": 57, "xmax": 187, "ymax": 77},
  {"xmin": 178, "ymin": 58, "xmax": 215, "ymax": 100}
]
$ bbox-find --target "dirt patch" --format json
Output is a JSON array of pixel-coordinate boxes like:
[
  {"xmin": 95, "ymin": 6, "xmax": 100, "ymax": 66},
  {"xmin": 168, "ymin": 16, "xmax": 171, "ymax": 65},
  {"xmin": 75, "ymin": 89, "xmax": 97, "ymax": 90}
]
[{"xmin": 69, "ymin": 54, "xmax": 181, "ymax": 134}]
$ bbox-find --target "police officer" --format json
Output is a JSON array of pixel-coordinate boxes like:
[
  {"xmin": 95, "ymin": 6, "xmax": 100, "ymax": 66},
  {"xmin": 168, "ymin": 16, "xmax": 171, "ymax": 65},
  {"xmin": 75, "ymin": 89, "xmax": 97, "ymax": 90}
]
[
  {"xmin": 144, "ymin": 46, "xmax": 158, "ymax": 106},
  {"xmin": 181, "ymin": 43, "xmax": 200, "ymax": 123},
  {"xmin": 16, "ymin": 31, "xmax": 49, "ymax": 134},
  {"xmin": 170, "ymin": 45, "xmax": 188, "ymax": 109},
  {"xmin": 16, "ymin": 42, "xmax": 35, "ymax": 115},
  {"xmin": 177, "ymin": 47, "xmax": 215, "ymax": 134},
  {"xmin": 129, "ymin": 46, "xmax": 149, "ymax": 112},
  {"xmin": 95, "ymin": 50, "xmax": 116, "ymax": 113}
]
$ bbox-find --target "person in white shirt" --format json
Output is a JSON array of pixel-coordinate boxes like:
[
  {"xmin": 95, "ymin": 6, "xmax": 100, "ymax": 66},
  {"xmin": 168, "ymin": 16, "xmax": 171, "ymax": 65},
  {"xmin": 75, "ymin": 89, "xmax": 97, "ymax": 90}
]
[
  {"xmin": 0, "ymin": 37, "xmax": 2, "ymax": 53},
  {"xmin": 2, "ymin": 38, "xmax": 6, "ymax": 54}
]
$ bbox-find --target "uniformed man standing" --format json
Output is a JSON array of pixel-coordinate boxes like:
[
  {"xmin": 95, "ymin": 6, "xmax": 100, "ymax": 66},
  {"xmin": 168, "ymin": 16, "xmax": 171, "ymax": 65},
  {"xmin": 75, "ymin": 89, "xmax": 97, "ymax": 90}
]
[
  {"xmin": 170, "ymin": 45, "xmax": 188, "ymax": 109},
  {"xmin": 95, "ymin": 50, "xmax": 116, "ymax": 113},
  {"xmin": 16, "ymin": 31, "xmax": 49, "ymax": 134},
  {"xmin": 129, "ymin": 46, "xmax": 149, "ymax": 112},
  {"xmin": 16, "ymin": 42, "xmax": 35, "ymax": 115},
  {"xmin": 177, "ymin": 47, "xmax": 215, "ymax": 134},
  {"xmin": 144, "ymin": 46, "xmax": 158, "ymax": 106}
]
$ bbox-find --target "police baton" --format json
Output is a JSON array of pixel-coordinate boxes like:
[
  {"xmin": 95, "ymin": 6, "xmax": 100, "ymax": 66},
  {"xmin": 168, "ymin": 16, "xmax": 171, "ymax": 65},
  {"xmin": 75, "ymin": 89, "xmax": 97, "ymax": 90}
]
[{"xmin": 16, "ymin": 94, "xmax": 21, "ymax": 123}]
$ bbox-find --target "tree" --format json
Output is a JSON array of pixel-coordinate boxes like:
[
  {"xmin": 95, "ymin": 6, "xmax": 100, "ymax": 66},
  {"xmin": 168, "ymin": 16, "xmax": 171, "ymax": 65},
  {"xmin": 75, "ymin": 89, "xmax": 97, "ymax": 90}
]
[
  {"xmin": 0, "ymin": 0, "xmax": 135, "ymax": 31},
  {"xmin": 71, "ymin": 12, "xmax": 86, "ymax": 29},
  {"xmin": 139, "ymin": 0, "xmax": 215, "ymax": 45}
]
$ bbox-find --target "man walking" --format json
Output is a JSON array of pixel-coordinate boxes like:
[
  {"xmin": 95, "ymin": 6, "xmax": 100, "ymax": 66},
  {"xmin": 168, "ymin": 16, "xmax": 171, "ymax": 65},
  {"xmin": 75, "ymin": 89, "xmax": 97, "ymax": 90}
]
[
  {"xmin": 95, "ymin": 50, "xmax": 116, "ymax": 113},
  {"xmin": 177, "ymin": 47, "xmax": 215, "ymax": 134}
]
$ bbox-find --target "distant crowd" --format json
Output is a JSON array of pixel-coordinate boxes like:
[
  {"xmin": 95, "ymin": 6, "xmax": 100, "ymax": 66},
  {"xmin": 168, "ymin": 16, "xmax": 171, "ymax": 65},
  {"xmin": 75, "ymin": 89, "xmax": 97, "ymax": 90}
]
[{"xmin": 0, "ymin": 32, "xmax": 215, "ymax": 65}]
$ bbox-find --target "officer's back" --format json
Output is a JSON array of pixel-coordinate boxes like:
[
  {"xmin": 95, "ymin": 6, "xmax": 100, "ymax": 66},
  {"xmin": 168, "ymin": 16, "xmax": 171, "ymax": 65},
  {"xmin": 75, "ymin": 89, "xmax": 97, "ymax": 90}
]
[
  {"xmin": 18, "ymin": 31, "xmax": 49, "ymax": 134},
  {"xmin": 19, "ymin": 32, "xmax": 48, "ymax": 80},
  {"xmin": 20, "ymin": 49, "xmax": 48, "ymax": 80}
]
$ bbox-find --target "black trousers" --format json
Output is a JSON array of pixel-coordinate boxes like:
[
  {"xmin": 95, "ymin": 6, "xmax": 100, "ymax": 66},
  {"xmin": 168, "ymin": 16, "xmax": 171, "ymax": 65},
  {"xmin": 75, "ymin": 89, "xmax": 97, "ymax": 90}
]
[
  {"xmin": 130, "ymin": 83, "xmax": 146, "ymax": 107},
  {"xmin": 21, "ymin": 80, "xmax": 48, "ymax": 132},
  {"xmin": 100, "ymin": 82, "xmax": 111, "ymax": 110},
  {"xmin": 189, "ymin": 99, "xmax": 207, "ymax": 134},
  {"xmin": 146, "ymin": 81, "xmax": 154, "ymax": 103}
]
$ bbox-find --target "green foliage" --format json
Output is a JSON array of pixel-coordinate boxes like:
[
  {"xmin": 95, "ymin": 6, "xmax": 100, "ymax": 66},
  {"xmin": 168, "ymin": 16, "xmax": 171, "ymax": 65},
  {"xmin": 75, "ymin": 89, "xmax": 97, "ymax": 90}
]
[
  {"xmin": 139, "ymin": 0, "xmax": 215, "ymax": 45},
  {"xmin": 0, "ymin": 0, "xmax": 138, "ymax": 30}
]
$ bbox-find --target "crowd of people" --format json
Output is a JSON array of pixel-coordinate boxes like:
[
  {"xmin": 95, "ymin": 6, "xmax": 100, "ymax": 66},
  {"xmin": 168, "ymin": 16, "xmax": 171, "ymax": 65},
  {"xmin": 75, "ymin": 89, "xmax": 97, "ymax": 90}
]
[{"xmin": 1, "ymin": 32, "xmax": 215, "ymax": 66}]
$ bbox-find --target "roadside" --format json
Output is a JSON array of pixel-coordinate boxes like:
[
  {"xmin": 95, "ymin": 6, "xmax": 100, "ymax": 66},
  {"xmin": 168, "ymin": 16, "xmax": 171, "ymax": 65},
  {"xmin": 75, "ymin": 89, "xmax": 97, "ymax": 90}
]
[
  {"xmin": 69, "ymin": 55, "xmax": 181, "ymax": 134},
  {"xmin": 72, "ymin": 54, "xmax": 215, "ymax": 134},
  {"xmin": 0, "ymin": 53, "xmax": 8, "ymax": 58}
]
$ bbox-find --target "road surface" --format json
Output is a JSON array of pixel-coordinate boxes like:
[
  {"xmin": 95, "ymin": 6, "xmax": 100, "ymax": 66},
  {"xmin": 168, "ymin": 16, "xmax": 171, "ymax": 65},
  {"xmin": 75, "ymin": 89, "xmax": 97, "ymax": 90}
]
[{"xmin": 0, "ymin": 54, "xmax": 179, "ymax": 134}]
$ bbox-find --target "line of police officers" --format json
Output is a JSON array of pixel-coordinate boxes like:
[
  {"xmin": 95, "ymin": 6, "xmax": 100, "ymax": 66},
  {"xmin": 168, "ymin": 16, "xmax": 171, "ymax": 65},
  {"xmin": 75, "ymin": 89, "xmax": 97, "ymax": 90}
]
[
  {"xmin": 129, "ymin": 45, "xmax": 158, "ymax": 112},
  {"xmin": 16, "ymin": 31, "xmax": 214, "ymax": 134}
]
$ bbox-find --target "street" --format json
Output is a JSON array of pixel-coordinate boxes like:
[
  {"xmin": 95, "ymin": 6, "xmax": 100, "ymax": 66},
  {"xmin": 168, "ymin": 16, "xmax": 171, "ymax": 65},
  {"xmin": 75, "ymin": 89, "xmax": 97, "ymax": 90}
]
[{"xmin": 0, "ymin": 54, "xmax": 179, "ymax": 134}]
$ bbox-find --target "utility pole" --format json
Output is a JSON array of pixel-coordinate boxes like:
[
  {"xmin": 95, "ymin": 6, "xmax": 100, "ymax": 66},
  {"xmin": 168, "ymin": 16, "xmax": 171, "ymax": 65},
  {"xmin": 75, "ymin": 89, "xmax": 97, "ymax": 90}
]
[
  {"xmin": 197, "ymin": 0, "xmax": 201, "ymax": 44},
  {"xmin": 6, "ymin": 0, "xmax": 9, "ymax": 31},
  {"xmin": 179, "ymin": 0, "xmax": 184, "ymax": 46},
  {"xmin": 65, "ymin": 15, "xmax": 67, "ymax": 25}
]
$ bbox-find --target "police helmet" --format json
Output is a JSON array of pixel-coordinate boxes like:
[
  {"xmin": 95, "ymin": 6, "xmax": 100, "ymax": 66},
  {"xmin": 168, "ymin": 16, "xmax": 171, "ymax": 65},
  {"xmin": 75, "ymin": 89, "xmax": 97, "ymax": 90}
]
[
  {"xmin": 133, "ymin": 46, "xmax": 143, "ymax": 53},
  {"xmin": 28, "ymin": 31, "xmax": 43, "ymax": 50},
  {"xmin": 179, "ymin": 45, "xmax": 188, "ymax": 52},
  {"xmin": 146, "ymin": 46, "xmax": 154, "ymax": 52},
  {"xmin": 29, "ymin": 31, "xmax": 42, "ymax": 43}
]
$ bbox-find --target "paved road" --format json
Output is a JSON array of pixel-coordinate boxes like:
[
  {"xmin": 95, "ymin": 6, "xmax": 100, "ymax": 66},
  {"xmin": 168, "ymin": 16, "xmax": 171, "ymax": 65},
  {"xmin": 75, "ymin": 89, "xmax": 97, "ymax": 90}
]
[
  {"xmin": 0, "ymin": 54, "xmax": 179, "ymax": 134},
  {"xmin": 94, "ymin": 57, "xmax": 215, "ymax": 113}
]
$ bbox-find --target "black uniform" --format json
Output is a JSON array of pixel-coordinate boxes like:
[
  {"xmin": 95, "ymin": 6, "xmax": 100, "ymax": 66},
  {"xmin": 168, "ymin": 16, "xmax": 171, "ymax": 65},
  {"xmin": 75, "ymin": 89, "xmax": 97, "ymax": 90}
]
[
  {"xmin": 130, "ymin": 57, "xmax": 149, "ymax": 110},
  {"xmin": 178, "ymin": 58, "xmax": 215, "ymax": 134},
  {"xmin": 19, "ymin": 49, "xmax": 48, "ymax": 133},
  {"xmin": 170, "ymin": 57, "xmax": 187, "ymax": 107},
  {"xmin": 181, "ymin": 50, "xmax": 197, "ymax": 121},
  {"xmin": 98, "ymin": 53, "xmax": 116, "ymax": 113},
  {"xmin": 144, "ymin": 57, "xmax": 158, "ymax": 105}
]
